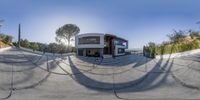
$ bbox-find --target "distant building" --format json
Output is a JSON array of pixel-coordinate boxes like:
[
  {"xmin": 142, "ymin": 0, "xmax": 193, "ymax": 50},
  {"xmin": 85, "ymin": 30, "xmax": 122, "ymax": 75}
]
[{"xmin": 75, "ymin": 33, "xmax": 128, "ymax": 57}]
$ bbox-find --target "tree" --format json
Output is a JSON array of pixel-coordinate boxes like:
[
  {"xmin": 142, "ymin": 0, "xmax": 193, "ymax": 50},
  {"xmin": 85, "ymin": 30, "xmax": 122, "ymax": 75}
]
[
  {"xmin": 0, "ymin": 34, "xmax": 13, "ymax": 44},
  {"xmin": 57, "ymin": 43, "xmax": 68, "ymax": 54},
  {"xmin": 29, "ymin": 42, "xmax": 39, "ymax": 51},
  {"xmin": 190, "ymin": 31, "xmax": 200, "ymax": 39},
  {"xmin": 20, "ymin": 39, "xmax": 30, "ymax": 47},
  {"xmin": 167, "ymin": 30, "xmax": 186, "ymax": 43},
  {"xmin": 48, "ymin": 43, "xmax": 58, "ymax": 54},
  {"xmin": 37, "ymin": 43, "xmax": 48, "ymax": 53},
  {"xmin": 55, "ymin": 24, "xmax": 80, "ymax": 47}
]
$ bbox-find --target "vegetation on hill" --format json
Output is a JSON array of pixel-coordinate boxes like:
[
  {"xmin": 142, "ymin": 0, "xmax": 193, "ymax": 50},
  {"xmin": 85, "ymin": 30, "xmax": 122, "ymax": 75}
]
[
  {"xmin": 12, "ymin": 23, "xmax": 80, "ymax": 54},
  {"xmin": 143, "ymin": 30, "xmax": 200, "ymax": 58},
  {"xmin": 13, "ymin": 39, "xmax": 76, "ymax": 54},
  {"xmin": 0, "ymin": 34, "xmax": 13, "ymax": 48}
]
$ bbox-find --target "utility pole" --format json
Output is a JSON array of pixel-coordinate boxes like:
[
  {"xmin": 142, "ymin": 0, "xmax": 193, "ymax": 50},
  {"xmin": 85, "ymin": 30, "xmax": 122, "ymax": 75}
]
[
  {"xmin": 0, "ymin": 19, "xmax": 4, "ymax": 34},
  {"xmin": 18, "ymin": 24, "xmax": 21, "ymax": 48}
]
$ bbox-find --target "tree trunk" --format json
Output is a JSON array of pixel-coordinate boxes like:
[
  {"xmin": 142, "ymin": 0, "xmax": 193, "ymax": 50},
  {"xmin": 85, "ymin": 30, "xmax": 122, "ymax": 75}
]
[{"xmin": 67, "ymin": 39, "xmax": 70, "ymax": 52}]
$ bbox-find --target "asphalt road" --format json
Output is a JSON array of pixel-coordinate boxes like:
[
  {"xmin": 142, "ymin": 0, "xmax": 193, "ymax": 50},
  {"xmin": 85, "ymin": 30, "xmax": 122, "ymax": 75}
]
[{"xmin": 0, "ymin": 48, "xmax": 200, "ymax": 100}]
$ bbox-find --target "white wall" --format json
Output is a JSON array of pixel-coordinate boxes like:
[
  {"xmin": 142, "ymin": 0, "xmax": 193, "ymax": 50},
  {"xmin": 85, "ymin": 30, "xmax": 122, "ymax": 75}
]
[{"xmin": 0, "ymin": 47, "xmax": 12, "ymax": 52}]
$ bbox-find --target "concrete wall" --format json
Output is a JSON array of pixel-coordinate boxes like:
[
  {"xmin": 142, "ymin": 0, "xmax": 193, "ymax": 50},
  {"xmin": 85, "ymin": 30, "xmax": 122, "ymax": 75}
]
[
  {"xmin": 20, "ymin": 47, "xmax": 74, "ymax": 56},
  {"xmin": 155, "ymin": 49, "xmax": 200, "ymax": 59},
  {"xmin": 0, "ymin": 47, "xmax": 12, "ymax": 52}
]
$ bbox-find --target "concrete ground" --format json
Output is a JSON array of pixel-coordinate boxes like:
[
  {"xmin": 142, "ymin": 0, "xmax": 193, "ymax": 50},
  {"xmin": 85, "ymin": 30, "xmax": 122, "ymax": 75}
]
[{"xmin": 0, "ymin": 48, "xmax": 200, "ymax": 100}]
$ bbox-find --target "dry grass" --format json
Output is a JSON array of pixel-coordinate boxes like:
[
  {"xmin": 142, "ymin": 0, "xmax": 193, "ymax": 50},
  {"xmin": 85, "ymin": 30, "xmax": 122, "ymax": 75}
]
[{"xmin": 0, "ymin": 41, "xmax": 9, "ymax": 48}]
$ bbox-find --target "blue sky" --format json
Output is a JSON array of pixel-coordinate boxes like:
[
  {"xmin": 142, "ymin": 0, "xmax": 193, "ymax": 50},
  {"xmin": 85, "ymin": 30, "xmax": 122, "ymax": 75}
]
[{"xmin": 1, "ymin": 0, "xmax": 200, "ymax": 49}]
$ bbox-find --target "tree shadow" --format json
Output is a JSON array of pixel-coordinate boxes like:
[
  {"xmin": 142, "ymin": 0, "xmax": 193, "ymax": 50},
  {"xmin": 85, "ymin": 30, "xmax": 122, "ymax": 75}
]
[
  {"xmin": 0, "ymin": 49, "xmax": 52, "ymax": 90},
  {"xmin": 73, "ymin": 54, "xmax": 149, "ymax": 67},
  {"xmin": 66, "ymin": 55, "xmax": 173, "ymax": 92}
]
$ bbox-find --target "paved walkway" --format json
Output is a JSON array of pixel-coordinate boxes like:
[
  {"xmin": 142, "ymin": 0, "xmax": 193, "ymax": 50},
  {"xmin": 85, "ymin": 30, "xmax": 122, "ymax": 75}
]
[{"xmin": 0, "ymin": 48, "xmax": 200, "ymax": 100}]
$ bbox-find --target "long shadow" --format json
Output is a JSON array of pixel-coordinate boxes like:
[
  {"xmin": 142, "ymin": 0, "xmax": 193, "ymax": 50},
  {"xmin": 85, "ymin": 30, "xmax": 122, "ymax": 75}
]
[
  {"xmin": 0, "ymin": 49, "xmax": 52, "ymax": 91},
  {"xmin": 75, "ymin": 54, "xmax": 148, "ymax": 67},
  {"xmin": 116, "ymin": 58, "xmax": 173, "ymax": 93},
  {"xmin": 66, "ymin": 55, "xmax": 173, "ymax": 92}
]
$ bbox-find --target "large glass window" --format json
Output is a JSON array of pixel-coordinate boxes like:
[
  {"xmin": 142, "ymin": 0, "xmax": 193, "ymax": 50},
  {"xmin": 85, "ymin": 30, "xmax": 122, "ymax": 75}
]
[
  {"xmin": 78, "ymin": 36, "xmax": 100, "ymax": 44},
  {"xmin": 118, "ymin": 48, "xmax": 125, "ymax": 54},
  {"xmin": 115, "ymin": 39, "xmax": 127, "ymax": 46}
]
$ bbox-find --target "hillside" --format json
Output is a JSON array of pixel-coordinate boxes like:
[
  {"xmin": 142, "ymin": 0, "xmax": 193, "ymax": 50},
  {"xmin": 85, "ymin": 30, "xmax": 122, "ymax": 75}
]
[
  {"xmin": 0, "ymin": 41, "xmax": 10, "ymax": 48},
  {"xmin": 143, "ymin": 30, "xmax": 200, "ymax": 58},
  {"xmin": 0, "ymin": 34, "xmax": 13, "ymax": 48}
]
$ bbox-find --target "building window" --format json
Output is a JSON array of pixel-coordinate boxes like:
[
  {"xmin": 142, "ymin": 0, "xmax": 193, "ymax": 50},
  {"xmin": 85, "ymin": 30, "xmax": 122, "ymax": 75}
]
[
  {"xmin": 115, "ymin": 39, "xmax": 127, "ymax": 46},
  {"xmin": 78, "ymin": 36, "xmax": 100, "ymax": 44},
  {"xmin": 118, "ymin": 48, "xmax": 125, "ymax": 54}
]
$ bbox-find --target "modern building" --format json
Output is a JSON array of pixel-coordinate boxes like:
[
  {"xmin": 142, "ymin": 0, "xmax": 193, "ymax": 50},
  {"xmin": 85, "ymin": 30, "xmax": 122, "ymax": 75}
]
[{"xmin": 75, "ymin": 33, "xmax": 128, "ymax": 57}]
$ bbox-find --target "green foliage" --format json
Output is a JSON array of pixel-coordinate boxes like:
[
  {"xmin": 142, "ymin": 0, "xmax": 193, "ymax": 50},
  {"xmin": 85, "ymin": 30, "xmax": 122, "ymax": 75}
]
[
  {"xmin": 0, "ymin": 34, "xmax": 13, "ymax": 44},
  {"xmin": 18, "ymin": 38, "xmax": 76, "ymax": 54},
  {"xmin": 143, "ymin": 30, "xmax": 200, "ymax": 57},
  {"xmin": 190, "ymin": 31, "xmax": 200, "ymax": 39},
  {"xmin": 20, "ymin": 39, "xmax": 30, "ymax": 48},
  {"xmin": 37, "ymin": 43, "xmax": 48, "ymax": 53},
  {"xmin": 153, "ymin": 41, "xmax": 200, "ymax": 55},
  {"xmin": 167, "ymin": 30, "xmax": 186, "ymax": 43},
  {"xmin": 55, "ymin": 24, "xmax": 80, "ymax": 46},
  {"xmin": 143, "ymin": 42, "xmax": 156, "ymax": 58},
  {"xmin": 29, "ymin": 42, "xmax": 39, "ymax": 51},
  {"xmin": 4, "ymin": 35, "xmax": 12, "ymax": 44},
  {"xmin": 48, "ymin": 43, "xmax": 58, "ymax": 53}
]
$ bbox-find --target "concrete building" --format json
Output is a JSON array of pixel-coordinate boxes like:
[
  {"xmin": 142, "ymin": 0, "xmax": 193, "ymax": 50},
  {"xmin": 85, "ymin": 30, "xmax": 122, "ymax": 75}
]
[{"xmin": 75, "ymin": 33, "xmax": 128, "ymax": 57}]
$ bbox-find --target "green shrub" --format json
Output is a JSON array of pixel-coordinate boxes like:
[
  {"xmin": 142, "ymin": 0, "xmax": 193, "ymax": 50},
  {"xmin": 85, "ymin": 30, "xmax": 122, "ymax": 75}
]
[
  {"xmin": 154, "ymin": 41, "xmax": 200, "ymax": 55},
  {"xmin": 20, "ymin": 39, "xmax": 30, "ymax": 48},
  {"xmin": 0, "ymin": 34, "xmax": 13, "ymax": 45},
  {"xmin": 29, "ymin": 43, "xmax": 39, "ymax": 51}
]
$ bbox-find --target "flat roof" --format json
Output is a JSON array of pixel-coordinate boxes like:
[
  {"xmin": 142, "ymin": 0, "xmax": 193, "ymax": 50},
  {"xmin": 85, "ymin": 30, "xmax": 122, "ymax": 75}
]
[{"xmin": 76, "ymin": 33, "xmax": 128, "ymax": 42}]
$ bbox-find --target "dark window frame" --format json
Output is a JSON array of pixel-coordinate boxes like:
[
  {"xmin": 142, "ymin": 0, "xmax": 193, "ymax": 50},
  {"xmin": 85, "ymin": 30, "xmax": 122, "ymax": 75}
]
[
  {"xmin": 118, "ymin": 48, "xmax": 125, "ymax": 54},
  {"xmin": 78, "ymin": 36, "xmax": 100, "ymax": 44}
]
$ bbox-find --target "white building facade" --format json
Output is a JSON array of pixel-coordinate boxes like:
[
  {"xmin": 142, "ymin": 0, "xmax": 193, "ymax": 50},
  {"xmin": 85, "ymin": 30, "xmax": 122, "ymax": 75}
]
[{"xmin": 75, "ymin": 33, "xmax": 128, "ymax": 57}]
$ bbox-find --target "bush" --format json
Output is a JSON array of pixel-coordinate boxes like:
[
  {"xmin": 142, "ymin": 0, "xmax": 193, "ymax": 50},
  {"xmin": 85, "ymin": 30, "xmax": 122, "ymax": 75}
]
[
  {"xmin": 154, "ymin": 41, "xmax": 200, "ymax": 55},
  {"xmin": 20, "ymin": 39, "xmax": 30, "ymax": 48},
  {"xmin": 143, "ymin": 42, "xmax": 156, "ymax": 58},
  {"xmin": 143, "ymin": 30, "xmax": 200, "ymax": 57},
  {"xmin": 18, "ymin": 38, "xmax": 76, "ymax": 54},
  {"xmin": 167, "ymin": 30, "xmax": 187, "ymax": 43},
  {"xmin": 0, "ymin": 34, "xmax": 13, "ymax": 45},
  {"xmin": 29, "ymin": 42, "xmax": 39, "ymax": 51}
]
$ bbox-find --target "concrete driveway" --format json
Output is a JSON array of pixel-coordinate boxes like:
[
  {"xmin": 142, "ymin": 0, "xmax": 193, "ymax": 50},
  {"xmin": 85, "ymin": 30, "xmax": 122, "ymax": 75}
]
[{"xmin": 0, "ymin": 48, "xmax": 200, "ymax": 100}]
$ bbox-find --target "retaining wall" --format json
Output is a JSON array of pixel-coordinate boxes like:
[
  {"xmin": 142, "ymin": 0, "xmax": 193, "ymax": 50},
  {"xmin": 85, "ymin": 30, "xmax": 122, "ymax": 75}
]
[
  {"xmin": 0, "ymin": 47, "xmax": 12, "ymax": 52},
  {"xmin": 19, "ymin": 47, "xmax": 75, "ymax": 56},
  {"xmin": 155, "ymin": 49, "xmax": 200, "ymax": 59}
]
